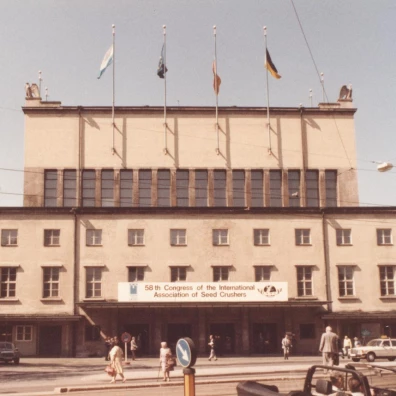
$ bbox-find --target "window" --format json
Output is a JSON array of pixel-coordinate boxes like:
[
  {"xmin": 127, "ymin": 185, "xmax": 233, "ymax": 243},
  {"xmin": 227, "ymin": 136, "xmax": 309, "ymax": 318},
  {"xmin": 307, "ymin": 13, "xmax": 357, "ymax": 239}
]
[
  {"xmin": 86, "ymin": 229, "xmax": 102, "ymax": 246},
  {"xmin": 213, "ymin": 266, "xmax": 229, "ymax": 281},
  {"xmin": 288, "ymin": 170, "xmax": 300, "ymax": 207},
  {"xmin": 101, "ymin": 170, "xmax": 114, "ymax": 207},
  {"xmin": 0, "ymin": 268, "xmax": 16, "ymax": 298},
  {"xmin": 128, "ymin": 229, "xmax": 144, "ymax": 246},
  {"xmin": 171, "ymin": 267, "xmax": 187, "ymax": 282},
  {"xmin": 325, "ymin": 170, "xmax": 337, "ymax": 207},
  {"xmin": 43, "ymin": 267, "xmax": 60, "ymax": 298},
  {"xmin": 232, "ymin": 170, "xmax": 245, "ymax": 207},
  {"xmin": 128, "ymin": 267, "xmax": 145, "ymax": 282},
  {"xmin": 176, "ymin": 170, "xmax": 189, "ymax": 207},
  {"xmin": 44, "ymin": 229, "xmax": 60, "ymax": 246},
  {"xmin": 336, "ymin": 229, "xmax": 352, "ymax": 245},
  {"xmin": 338, "ymin": 266, "xmax": 354, "ymax": 296},
  {"xmin": 16, "ymin": 326, "xmax": 32, "ymax": 341},
  {"xmin": 251, "ymin": 170, "xmax": 264, "ymax": 207},
  {"xmin": 86, "ymin": 267, "xmax": 102, "ymax": 298},
  {"xmin": 120, "ymin": 170, "xmax": 133, "ymax": 207},
  {"xmin": 213, "ymin": 229, "xmax": 229, "ymax": 246},
  {"xmin": 295, "ymin": 229, "xmax": 311, "ymax": 245},
  {"xmin": 85, "ymin": 325, "xmax": 101, "ymax": 341},
  {"xmin": 377, "ymin": 229, "xmax": 392, "ymax": 245},
  {"xmin": 139, "ymin": 170, "xmax": 152, "ymax": 207},
  {"xmin": 213, "ymin": 170, "xmax": 227, "ymax": 206},
  {"xmin": 157, "ymin": 169, "xmax": 170, "ymax": 207},
  {"xmin": 254, "ymin": 229, "xmax": 270, "ymax": 246},
  {"xmin": 380, "ymin": 266, "xmax": 396, "ymax": 296},
  {"xmin": 44, "ymin": 170, "xmax": 58, "ymax": 207},
  {"xmin": 1, "ymin": 229, "xmax": 18, "ymax": 246},
  {"xmin": 297, "ymin": 266, "xmax": 313, "ymax": 296},
  {"xmin": 82, "ymin": 170, "xmax": 96, "ymax": 207},
  {"xmin": 63, "ymin": 170, "xmax": 77, "ymax": 207},
  {"xmin": 255, "ymin": 266, "xmax": 271, "ymax": 281},
  {"xmin": 299, "ymin": 324, "xmax": 315, "ymax": 339},
  {"xmin": 0, "ymin": 325, "xmax": 12, "ymax": 342},
  {"xmin": 269, "ymin": 170, "xmax": 282, "ymax": 207},
  {"xmin": 195, "ymin": 170, "xmax": 208, "ymax": 207},
  {"xmin": 305, "ymin": 170, "xmax": 319, "ymax": 207},
  {"xmin": 170, "ymin": 229, "xmax": 187, "ymax": 246}
]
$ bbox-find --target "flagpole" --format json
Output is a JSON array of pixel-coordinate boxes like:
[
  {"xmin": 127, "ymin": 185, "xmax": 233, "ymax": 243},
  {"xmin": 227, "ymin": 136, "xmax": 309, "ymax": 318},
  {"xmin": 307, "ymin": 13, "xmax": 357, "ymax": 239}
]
[
  {"xmin": 263, "ymin": 26, "xmax": 272, "ymax": 155},
  {"xmin": 320, "ymin": 72, "xmax": 325, "ymax": 103},
  {"xmin": 38, "ymin": 70, "xmax": 42, "ymax": 98},
  {"xmin": 163, "ymin": 25, "xmax": 168, "ymax": 155},
  {"xmin": 112, "ymin": 24, "xmax": 116, "ymax": 155},
  {"xmin": 214, "ymin": 25, "xmax": 220, "ymax": 155}
]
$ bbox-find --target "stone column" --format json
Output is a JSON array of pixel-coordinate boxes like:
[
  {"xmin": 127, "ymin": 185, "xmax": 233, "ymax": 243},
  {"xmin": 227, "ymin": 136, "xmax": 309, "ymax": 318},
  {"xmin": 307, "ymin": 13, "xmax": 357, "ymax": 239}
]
[
  {"xmin": 95, "ymin": 169, "xmax": 101, "ymax": 207},
  {"xmin": 114, "ymin": 169, "xmax": 120, "ymax": 207}
]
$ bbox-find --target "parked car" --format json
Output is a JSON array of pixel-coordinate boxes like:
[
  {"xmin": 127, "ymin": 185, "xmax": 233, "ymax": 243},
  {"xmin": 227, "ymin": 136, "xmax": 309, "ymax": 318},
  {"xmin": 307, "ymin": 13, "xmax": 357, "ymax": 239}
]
[
  {"xmin": 0, "ymin": 342, "xmax": 20, "ymax": 364},
  {"xmin": 350, "ymin": 338, "xmax": 396, "ymax": 362}
]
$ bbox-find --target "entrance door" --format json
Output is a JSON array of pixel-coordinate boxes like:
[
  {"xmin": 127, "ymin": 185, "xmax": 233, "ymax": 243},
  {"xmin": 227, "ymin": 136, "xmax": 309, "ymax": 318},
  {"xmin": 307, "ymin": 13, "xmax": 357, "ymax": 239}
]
[
  {"xmin": 252, "ymin": 323, "xmax": 277, "ymax": 354},
  {"xmin": 210, "ymin": 323, "xmax": 235, "ymax": 355},
  {"xmin": 39, "ymin": 325, "xmax": 62, "ymax": 356},
  {"xmin": 167, "ymin": 323, "xmax": 192, "ymax": 352},
  {"xmin": 123, "ymin": 324, "xmax": 149, "ymax": 356}
]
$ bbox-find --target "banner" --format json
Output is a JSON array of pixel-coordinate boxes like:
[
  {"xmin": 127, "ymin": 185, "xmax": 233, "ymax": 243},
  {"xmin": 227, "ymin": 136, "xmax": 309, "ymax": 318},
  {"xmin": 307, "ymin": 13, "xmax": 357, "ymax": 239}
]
[{"xmin": 118, "ymin": 282, "xmax": 287, "ymax": 302}]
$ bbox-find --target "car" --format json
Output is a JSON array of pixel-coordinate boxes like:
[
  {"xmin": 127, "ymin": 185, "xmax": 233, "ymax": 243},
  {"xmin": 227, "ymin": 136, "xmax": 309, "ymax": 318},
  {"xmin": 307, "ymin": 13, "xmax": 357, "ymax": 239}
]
[
  {"xmin": 0, "ymin": 342, "xmax": 20, "ymax": 364},
  {"xmin": 350, "ymin": 338, "xmax": 396, "ymax": 363}
]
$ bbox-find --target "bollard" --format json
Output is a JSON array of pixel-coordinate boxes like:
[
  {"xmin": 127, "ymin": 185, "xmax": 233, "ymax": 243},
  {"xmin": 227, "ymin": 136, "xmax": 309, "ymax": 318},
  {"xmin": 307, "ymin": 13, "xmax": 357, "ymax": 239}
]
[{"xmin": 183, "ymin": 367, "xmax": 196, "ymax": 396}]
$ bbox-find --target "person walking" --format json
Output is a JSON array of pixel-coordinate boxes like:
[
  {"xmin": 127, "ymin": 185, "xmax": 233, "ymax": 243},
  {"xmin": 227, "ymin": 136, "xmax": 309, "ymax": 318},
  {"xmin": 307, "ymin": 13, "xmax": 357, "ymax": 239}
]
[
  {"xmin": 354, "ymin": 337, "xmax": 362, "ymax": 347},
  {"xmin": 319, "ymin": 326, "xmax": 339, "ymax": 373},
  {"xmin": 104, "ymin": 336, "xmax": 112, "ymax": 361},
  {"xmin": 159, "ymin": 342, "xmax": 172, "ymax": 382},
  {"xmin": 208, "ymin": 334, "xmax": 217, "ymax": 361},
  {"xmin": 130, "ymin": 336, "xmax": 138, "ymax": 360},
  {"xmin": 343, "ymin": 335, "xmax": 352, "ymax": 358},
  {"xmin": 281, "ymin": 333, "xmax": 292, "ymax": 360},
  {"xmin": 109, "ymin": 341, "xmax": 126, "ymax": 384}
]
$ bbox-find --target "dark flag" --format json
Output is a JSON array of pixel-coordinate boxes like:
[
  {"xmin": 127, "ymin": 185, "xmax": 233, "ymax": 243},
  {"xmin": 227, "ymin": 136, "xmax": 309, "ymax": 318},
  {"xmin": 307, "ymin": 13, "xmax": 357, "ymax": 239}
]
[
  {"xmin": 265, "ymin": 49, "xmax": 281, "ymax": 79},
  {"xmin": 212, "ymin": 60, "xmax": 221, "ymax": 94},
  {"xmin": 157, "ymin": 44, "xmax": 168, "ymax": 78}
]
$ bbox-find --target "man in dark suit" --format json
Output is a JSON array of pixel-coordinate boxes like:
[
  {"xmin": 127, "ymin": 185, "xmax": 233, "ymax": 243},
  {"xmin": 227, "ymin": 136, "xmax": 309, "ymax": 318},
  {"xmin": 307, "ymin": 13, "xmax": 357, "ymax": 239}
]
[{"xmin": 319, "ymin": 326, "xmax": 339, "ymax": 373}]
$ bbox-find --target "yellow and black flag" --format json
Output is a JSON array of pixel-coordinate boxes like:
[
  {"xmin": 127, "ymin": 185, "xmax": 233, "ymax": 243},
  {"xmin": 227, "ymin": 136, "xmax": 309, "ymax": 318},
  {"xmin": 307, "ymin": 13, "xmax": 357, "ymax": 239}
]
[{"xmin": 265, "ymin": 49, "xmax": 281, "ymax": 79}]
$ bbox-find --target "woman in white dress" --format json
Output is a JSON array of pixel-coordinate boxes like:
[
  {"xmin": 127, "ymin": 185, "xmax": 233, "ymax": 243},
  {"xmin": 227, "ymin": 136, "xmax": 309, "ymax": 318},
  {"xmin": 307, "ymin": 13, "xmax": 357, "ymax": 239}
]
[
  {"xmin": 109, "ymin": 343, "xmax": 126, "ymax": 383},
  {"xmin": 159, "ymin": 341, "xmax": 172, "ymax": 382}
]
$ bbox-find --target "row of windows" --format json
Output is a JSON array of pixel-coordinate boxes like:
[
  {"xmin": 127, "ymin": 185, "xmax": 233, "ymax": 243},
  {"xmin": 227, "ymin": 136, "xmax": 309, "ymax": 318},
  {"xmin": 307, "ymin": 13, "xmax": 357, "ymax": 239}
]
[
  {"xmin": 44, "ymin": 168, "xmax": 338, "ymax": 208},
  {"xmin": 2, "ymin": 265, "xmax": 396, "ymax": 299},
  {"xmin": 2, "ymin": 228, "xmax": 394, "ymax": 247}
]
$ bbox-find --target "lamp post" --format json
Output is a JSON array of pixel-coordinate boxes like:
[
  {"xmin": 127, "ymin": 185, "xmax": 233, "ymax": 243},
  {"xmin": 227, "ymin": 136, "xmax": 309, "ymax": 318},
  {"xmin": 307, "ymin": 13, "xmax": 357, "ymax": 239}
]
[{"xmin": 377, "ymin": 162, "xmax": 394, "ymax": 172}]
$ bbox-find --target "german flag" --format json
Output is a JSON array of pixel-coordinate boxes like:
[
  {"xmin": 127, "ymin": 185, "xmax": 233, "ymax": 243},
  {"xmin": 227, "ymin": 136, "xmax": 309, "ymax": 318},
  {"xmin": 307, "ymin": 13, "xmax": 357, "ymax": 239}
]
[{"xmin": 265, "ymin": 49, "xmax": 281, "ymax": 79}]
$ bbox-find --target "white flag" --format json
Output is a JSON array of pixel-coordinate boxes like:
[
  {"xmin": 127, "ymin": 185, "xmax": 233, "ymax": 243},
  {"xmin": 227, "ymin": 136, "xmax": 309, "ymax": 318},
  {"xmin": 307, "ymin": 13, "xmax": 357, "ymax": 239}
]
[{"xmin": 97, "ymin": 45, "xmax": 113, "ymax": 79}]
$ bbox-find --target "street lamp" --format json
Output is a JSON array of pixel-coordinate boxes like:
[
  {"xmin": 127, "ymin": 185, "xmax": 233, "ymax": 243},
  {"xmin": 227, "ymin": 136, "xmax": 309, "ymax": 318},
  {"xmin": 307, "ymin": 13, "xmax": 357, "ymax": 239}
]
[
  {"xmin": 377, "ymin": 162, "xmax": 394, "ymax": 172},
  {"xmin": 385, "ymin": 325, "xmax": 392, "ymax": 338}
]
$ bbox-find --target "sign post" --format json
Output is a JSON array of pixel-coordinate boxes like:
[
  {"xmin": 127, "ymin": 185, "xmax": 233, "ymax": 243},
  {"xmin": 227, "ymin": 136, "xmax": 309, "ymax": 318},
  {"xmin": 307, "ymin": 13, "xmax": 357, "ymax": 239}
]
[
  {"xmin": 176, "ymin": 337, "xmax": 197, "ymax": 396},
  {"xmin": 121, "ymin": 332, "xmax": 131, "ymax": 363}
]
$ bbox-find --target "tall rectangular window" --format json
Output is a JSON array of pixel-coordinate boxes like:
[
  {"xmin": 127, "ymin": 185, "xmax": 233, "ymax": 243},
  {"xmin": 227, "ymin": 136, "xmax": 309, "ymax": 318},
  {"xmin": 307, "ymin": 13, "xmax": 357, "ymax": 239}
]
[
  {"xmin": 82, "ymin": 170, "xmax": 96, "ymax": 207},
  {"xmin": 128, "ymin": 229, "xmax": 144, "ymax": 246},
  {"xmin": 213, "ymin": 267, "xmax": 229, "ymax": 282},
  {"xmin": 86, "ymin": 229, "xmax": 102, "ymax": 246},
  {"xmin": 325, "ymin": 170, "xmax": 337, "ymax": 207},
  {"xmin": 295, "ymin": 229, "xmax": 311, "ymax": 245},
  {"xmin": 120, "ymin": 170, "xmax": 133, "ymax": 207},
  {"xmin": 253, "ymin": 229, "xmax": 270, "ymax": 246},
  {"xmin": 1, "ymin": 230, "xmax": 18, "ymax": 246},
  {"xmin": 43, "ymin": 267, "xmax": 60, "ymax": 298},
  {"xmin": 171, "ymin": 267, "xmax": 187, "ymax": 282},
  {"xmin": 214, "ymin": 170, "xmax": 227, "ymax": 206},
  {"xmin": 251, "ymin": 170, "xmax": 264, "ymax": 207},
  {"xmin": 338, "ymin": 266, "xmax": 354, "ymax": 296},
  {"xmin": 139, "ymin": 170, "xmax": 152, "ymax": 207},
  {"xmin": 44, "ymin": 170, "xmax": 58, "ymax": 207},
  {"xmin": 128, "ymin": 267, "xmax": 145, "ymax": 282},
  {"xmin": 195, "ymin": 170, "xmax": 208, "ymax": 207},
  {"xmin": 232, "ymin": 170, "xmax": 245, "ymax": 207},
  {"xmin": 176, "ymin": 170, "xmax": 189, "ymax": 207},
  {"xmin": 306, "ymin": 170, "xmax": 319, "ymax": 207},
  {"xmin": 288, "ymin": 170, "xmax": 300, "ymax": 207},
  {"xmin": 380, "ymin": 266, "xmax": 396, "ymax": 296},
  {"xmin": 213, "ymin": 229, "xmax": 229, "ymax": 246},
  {"xmin": 157, "ymin": 170, "xmax": 170, "ymax": 207},
  {"xmin": 336, "ymin": 229, "xmax": 352, "ymax": 245},
  {"xmin": 0, "ymin": 268, "xmax": 16, "ymax": 298},
  {"xmin": 269, "ymin": 170, "xmax": 282, "ymax": 207},
  {"xmin": 297, "ymin": 266, "xmax": 313, "ymax": 296},
  {"xmin": 44, "ymin": 229, "xmax": 60, "ymax": 246},
  {"xmin": 170, "ymin": 229, "xmax": 187, "ymax": 246},
  {"xmin": 16, "ymin": 326, "xmax": 32, "ymax": 341},
  {"xmin": 377, "ymin": 229, "xmax": 392, "ymax": 245},
  {"xmin": 101, "ymin": 170, "xmax": 114, "ymax": 207},
  {"xmin": 85, "ymin": 267, "xmax": 102, "ymax": 298},
  {"xmin": 255, "ymin": 266, "xmax": 271, "ymax": 281},
  {"xmin": 63, "ymin": 170, "xmax": 77, "ymax": 207}
]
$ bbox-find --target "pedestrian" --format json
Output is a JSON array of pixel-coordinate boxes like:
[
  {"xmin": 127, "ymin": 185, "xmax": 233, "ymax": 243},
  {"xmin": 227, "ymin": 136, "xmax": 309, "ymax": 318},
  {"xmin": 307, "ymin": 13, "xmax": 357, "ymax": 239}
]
[
  {"xmin": 281, "ymin": 333, "xmax": 292, "ymax": 360},
  {"xmin": 108, "ymin": 341, "xmax": 126, "ymax": 384},
  {"xmin": 208, "ymin": 334, "xmax": 218, "ymax": 361},
  {"xmin": 354, "ymin": 337, "xmax": 361, "ymax": 347},
  {"xmin": 159, "ymin": 341, "xmax": 172, "ymax": 382},
  {"xmin": 348, "ymin": 377, "xmax": 364, "ymax": 396},
  {"xmin": 343, "ymin": 335, "xmax": 352, "ymax": 358},
  {"xmin": 130, "ymin": 336, "xmax": 138, "ymax": 361},
  {"xmin": 319, "ymin": 326, "xmax": 339, "ymax": 373},
  {"xmin": 104, "ymin": 336, "xmax": 112, "ymax": 361}
]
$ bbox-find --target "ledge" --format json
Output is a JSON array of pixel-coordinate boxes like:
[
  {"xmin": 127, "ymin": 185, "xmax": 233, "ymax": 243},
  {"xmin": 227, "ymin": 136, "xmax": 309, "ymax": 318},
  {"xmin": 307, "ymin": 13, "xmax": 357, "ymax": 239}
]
[
  {"xmin": 0, "ymin": 298, "xmax": 20, "ymax": 303},
  {"xmin": 338, "ymin": 297, "xmax": 360, "ymax": 301},
  {"xmin": 40, "ymin": 298, "xmax": 64, "ymax": 303}
]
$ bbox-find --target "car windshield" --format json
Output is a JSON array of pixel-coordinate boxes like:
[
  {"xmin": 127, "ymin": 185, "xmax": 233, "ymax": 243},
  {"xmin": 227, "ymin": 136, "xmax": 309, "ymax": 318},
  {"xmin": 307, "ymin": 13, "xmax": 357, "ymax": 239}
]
[{"xmin": 0, "ymin": 342, "xmax": 13, "ymax": 349}]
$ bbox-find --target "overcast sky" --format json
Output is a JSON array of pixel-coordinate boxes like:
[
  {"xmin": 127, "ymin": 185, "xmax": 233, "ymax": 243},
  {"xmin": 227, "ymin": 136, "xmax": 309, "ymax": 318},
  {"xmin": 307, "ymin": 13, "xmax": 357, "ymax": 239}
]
[{"xmin": 0, "ymin": 0, "xmax": 395, "ymax": 207}]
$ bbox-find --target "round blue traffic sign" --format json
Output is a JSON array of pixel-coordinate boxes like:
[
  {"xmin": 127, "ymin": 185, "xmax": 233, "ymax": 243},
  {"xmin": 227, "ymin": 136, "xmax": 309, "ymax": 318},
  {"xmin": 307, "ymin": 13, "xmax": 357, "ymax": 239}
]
[{"xmin": 176, "ymin": 337, "xmax": 196, "ymax": 368}]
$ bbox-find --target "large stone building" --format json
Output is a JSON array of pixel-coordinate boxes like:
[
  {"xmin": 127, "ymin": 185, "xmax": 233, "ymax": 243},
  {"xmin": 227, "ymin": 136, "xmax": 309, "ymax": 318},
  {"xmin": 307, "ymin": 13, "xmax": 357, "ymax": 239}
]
[{"xmin": 1, "ymin": 95, "xmax": 395, "ymax": 357}]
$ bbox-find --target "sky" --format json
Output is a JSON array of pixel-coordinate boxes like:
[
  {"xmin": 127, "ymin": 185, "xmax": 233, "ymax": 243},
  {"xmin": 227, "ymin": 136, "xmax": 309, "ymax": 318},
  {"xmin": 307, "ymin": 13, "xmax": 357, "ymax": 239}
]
[{"xmin": 0, "ymin": 0, "xmax": 395, "ymax": 207}]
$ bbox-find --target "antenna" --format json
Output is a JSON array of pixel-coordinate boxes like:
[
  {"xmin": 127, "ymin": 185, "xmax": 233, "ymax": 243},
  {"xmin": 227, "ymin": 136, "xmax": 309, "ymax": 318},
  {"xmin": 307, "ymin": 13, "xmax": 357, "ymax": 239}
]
[
  {"xmin": 309, "ymin": 89, "xmax": 313, "ymax": 107},
  {"xmin": 38, "ymin": 71, "xmax": 42, "ymax": 97}
]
